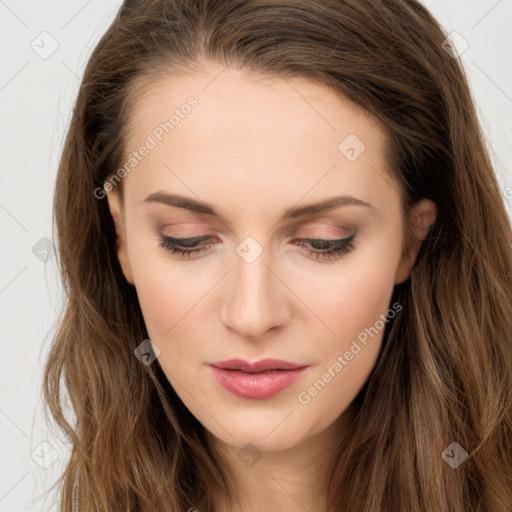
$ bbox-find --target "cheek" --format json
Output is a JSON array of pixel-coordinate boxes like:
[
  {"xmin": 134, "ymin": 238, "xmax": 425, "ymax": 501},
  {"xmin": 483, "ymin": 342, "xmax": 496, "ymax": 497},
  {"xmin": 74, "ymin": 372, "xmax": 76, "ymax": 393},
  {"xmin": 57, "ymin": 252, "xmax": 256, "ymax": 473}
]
[
  {"xmin": 299, "ymin": 238, "xmax": 402, "ymax": 349},
  {"xmin": 294, "ymin": 247, "xmax": 401, "ymax": 422},
  {"xmin": 126, "ymin": 242, "xmax": 204, "ymax": 344},
  {"xmin": 131, "ymin": 265, "xmax": 208, "ymax": 387}
]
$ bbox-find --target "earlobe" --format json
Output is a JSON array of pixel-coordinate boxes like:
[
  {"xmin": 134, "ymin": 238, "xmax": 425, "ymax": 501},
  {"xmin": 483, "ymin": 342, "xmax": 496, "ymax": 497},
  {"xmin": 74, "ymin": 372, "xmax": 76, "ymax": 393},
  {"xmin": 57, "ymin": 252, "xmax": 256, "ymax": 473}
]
[
  {"xmin": 394, "ymin": 198, "xmax": 437, "ymax": 285},
  {"xmin": 106, "ymin": 190, "xmax": 135, "ymax": 285}
]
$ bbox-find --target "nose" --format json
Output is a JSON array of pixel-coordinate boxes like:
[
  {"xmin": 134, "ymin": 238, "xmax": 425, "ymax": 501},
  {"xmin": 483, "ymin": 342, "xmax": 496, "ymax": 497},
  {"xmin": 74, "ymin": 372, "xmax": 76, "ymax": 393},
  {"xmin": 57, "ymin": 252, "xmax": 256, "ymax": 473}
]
[{"xmin": 219, "ymin": 244, "xmax": 289, "ymax": 341}]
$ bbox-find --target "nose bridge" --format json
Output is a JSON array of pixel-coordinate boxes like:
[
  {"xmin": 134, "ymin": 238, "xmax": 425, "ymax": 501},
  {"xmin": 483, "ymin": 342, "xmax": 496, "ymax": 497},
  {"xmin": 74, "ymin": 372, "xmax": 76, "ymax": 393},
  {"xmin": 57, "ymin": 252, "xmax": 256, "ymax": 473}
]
[{"xmin": 220, "ymin": 236, "xmax": 287, "ymax": 339}]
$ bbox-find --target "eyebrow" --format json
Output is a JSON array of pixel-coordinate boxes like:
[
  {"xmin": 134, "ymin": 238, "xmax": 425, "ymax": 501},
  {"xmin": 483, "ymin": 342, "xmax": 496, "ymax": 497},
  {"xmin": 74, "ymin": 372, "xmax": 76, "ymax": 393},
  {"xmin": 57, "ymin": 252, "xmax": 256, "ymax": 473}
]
[{"xmin": 143, "ymin": 191, "xmax": 373, "ymax": 220}]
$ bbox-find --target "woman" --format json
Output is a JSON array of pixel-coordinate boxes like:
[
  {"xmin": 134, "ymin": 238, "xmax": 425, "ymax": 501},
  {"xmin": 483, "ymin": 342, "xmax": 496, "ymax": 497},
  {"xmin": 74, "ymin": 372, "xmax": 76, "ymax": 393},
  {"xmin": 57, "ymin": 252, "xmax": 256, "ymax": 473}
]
[{"xmin": 44, "ymin": 0, "xmax": 512, "ymax": 510}]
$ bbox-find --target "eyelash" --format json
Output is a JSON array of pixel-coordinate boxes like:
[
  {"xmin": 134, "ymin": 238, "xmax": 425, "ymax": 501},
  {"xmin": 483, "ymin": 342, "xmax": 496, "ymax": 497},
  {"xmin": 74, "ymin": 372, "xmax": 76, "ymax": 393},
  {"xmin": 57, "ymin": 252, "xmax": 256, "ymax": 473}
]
[{"xmin": 158, "ymin": 234, "xmax": 355, "ymax": 261}]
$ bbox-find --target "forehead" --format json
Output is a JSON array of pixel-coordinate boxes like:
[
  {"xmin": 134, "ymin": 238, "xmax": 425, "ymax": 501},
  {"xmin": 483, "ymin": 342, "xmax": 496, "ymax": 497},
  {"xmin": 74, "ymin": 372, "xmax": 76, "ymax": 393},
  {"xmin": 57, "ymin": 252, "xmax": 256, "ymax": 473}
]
[
  {"xmin": 120, "ymin": 62, "xmax": 398, "ymax": 214},
  {"xmin": 126, "ymin": 62, "xmax": 382, "ymax": 147}
]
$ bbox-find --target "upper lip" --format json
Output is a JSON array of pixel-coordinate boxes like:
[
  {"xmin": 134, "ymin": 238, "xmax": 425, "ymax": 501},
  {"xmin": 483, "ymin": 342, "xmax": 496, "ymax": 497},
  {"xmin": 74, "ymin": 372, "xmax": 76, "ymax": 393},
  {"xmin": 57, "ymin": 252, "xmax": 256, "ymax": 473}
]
[{"xmin": 209, "ymin": 358, "xmax": 308, "ymax": 373}]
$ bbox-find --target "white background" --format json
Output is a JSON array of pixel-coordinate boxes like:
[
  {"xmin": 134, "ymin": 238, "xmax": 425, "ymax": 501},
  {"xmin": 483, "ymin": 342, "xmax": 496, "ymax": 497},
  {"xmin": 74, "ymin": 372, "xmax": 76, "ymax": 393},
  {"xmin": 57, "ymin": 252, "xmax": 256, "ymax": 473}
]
[{"xmin": 0, "ymin": 1, "xmax": 511, "ymax": 510}]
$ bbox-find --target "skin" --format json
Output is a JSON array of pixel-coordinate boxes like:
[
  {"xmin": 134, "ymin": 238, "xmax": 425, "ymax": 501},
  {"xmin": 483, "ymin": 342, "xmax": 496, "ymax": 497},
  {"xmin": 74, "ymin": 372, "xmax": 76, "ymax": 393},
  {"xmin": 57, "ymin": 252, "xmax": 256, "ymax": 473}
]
[{"xmin": 106, "ymin": 61, "xmax": 436, "ymax": 512}]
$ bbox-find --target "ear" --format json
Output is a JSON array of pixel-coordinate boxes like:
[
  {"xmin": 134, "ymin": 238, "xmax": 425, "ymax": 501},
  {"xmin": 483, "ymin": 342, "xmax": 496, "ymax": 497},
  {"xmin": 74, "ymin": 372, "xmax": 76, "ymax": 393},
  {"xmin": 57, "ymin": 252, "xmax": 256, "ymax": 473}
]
[
  {"xmin": 394, "ymin": 198, "xmax": 437, "ymax": 285},
  {"xmin": 106, "ymin": 189, "xmax": 135, "ymax": 285}
]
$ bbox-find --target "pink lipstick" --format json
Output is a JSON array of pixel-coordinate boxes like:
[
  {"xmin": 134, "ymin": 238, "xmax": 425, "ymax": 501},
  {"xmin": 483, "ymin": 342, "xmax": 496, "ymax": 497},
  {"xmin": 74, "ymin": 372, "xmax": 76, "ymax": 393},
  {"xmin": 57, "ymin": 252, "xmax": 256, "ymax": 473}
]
[{"xmin": 209, "ymin": 358, "xmax": 309, "ymax": 399}]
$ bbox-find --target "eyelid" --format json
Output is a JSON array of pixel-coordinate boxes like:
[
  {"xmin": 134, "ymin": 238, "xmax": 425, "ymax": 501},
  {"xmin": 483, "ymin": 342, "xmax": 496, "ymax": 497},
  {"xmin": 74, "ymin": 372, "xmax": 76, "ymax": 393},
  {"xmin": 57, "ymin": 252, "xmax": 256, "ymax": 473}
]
[
  {"xmin": 158, "ymin": 232, "xmax": 356, "ymax": 262},
  {"xmin": 159, "ymin": 221, "xmax": 352, "ymax": 238},
  {"xmin": 159, "ymin": 234, "xmax": 210, "ymax": 247},
  {"xmin": 298, "ymin": 220, "xmax": 352, "ymax": 236},
  {"xmin": 304, "ymin": 229, "xmax": 352, "ymax": 239}
]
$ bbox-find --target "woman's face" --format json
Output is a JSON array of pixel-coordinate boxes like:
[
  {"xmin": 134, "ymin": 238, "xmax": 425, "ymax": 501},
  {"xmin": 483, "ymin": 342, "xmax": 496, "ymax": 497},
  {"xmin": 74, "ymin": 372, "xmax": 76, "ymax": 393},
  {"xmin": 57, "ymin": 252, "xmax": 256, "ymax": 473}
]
[{"xmin": 107, "ymin": 62, "xmax": 434, "ymax": 453}]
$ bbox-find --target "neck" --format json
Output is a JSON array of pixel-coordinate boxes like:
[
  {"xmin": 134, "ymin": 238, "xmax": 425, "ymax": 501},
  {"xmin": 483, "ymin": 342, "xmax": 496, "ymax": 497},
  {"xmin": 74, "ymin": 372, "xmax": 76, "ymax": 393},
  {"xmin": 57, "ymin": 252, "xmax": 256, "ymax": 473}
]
[{"xmin": 206, "ymin": 405, "xmax": 355, "ymax": 512}]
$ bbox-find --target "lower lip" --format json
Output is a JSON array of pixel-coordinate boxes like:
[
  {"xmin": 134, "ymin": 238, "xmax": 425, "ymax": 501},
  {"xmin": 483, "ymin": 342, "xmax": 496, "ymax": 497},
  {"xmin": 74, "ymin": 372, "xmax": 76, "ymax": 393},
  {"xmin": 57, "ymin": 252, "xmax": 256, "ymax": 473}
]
[{"xmin": 209, "ymin": 366, "xmax": 308, "ymax": 399}]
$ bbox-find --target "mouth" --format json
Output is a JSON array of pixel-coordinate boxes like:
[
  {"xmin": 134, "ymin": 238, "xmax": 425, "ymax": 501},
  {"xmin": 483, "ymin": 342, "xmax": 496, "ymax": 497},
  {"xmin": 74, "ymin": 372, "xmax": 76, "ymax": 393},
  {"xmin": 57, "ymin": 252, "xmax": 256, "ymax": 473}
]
[
  {"xmin": 209, "ymin": 358, "xmax": 307, "ymax": 373},
  {"xmin": 208, "ymin": 359, "xmax": 309, "ymax": 399}
]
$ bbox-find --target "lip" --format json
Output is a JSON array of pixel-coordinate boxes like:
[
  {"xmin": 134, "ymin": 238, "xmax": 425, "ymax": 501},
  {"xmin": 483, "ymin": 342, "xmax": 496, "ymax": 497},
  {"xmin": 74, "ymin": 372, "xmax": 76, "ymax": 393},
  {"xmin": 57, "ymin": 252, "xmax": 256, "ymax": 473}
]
[
  {"xmin": 209, "ymin": 358, "xmax": 307, "ymax": 372},
  {"xmin": 209, "ymin": 359, "xmax": 309, "ymax": 399}
]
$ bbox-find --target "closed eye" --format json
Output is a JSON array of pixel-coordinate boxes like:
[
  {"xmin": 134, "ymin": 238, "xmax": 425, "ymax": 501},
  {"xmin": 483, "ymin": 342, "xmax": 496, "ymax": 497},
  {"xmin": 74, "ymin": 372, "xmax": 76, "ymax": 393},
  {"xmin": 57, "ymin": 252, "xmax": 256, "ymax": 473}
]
[{"xmin": 158, "ymin": 234, "xmax": 355, "ymax": 261}]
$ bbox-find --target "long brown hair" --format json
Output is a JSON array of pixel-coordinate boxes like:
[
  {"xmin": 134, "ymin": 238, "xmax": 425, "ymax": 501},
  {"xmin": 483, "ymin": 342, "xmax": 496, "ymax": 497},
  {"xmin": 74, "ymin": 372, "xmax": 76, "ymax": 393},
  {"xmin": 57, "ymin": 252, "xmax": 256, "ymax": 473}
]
[{"xmin": 44, "ymin": 0, "xmax": 512, "ymax": 510}]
